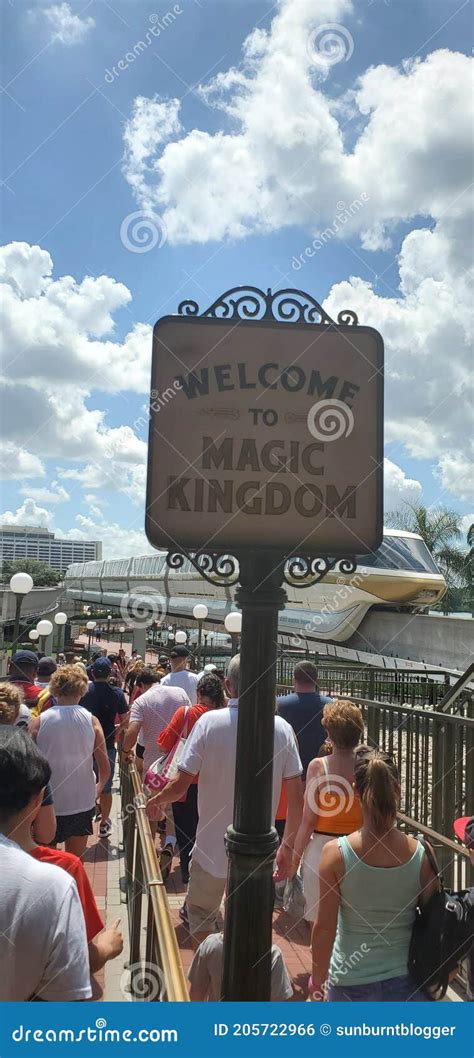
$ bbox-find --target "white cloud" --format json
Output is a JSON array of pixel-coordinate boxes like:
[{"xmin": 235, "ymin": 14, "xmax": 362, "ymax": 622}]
[
  {"xmin": 322, "ymin": 222, "xmax": 473, "ymax": 507},
  {"xmin": 20, "ymin": 481, "xmax": 70, "ymax": 504},
  {"xmin": 0, "ymin": 243, "xmax": 152, "ymax": 393},
  {"xmin": 383, "ymin": 459, "xmax": 422, "ymax": 513},
  {"xmin": 38, "ymin": 3, "xmax": 95, "ymax": 45},
  {"xmin": 460, "ymin": 513, "xmax": 474, "ymax": 539},
  {"xmin": 436, "ymin": 453, "xmax": 474, "ymax": 504},
  {"xmin": 0, "ymin": 242, "xmax": 151, "ymax": 506},
  {"xmin": 120, "ymin": 7, "xmax": 473, "ymax": 509},
  {"xmin": 0, "ymin": 443, "xmax": 45, "ymax": 481},
  {"xmin": 59, "ymin": 516, "xmax": 154, "ymax": 560},
  {"xmin": 1, "ymin": 498, "xmax": 52, "ymax": 528},
  {"xmin": 0, "ymin": 498, "xmax": 152, "ymax": 560},
  {"xmin": 123, "ymin": 97, "xmax": 182, "ymax": 213},
  {"xmin": 122, "ymin": 1, "xmax": 472, "ymax": 250}
]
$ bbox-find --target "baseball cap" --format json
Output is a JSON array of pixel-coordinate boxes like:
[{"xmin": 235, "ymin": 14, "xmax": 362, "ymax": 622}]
[
  {"xmin": 37, "ymin": 657, "xmax": 57, "ymax": 678},
  {"xmin": 11, "ymin": 650, "xmax": 38, "ymax": 667},
  {"xmin": 170, "ymin": 646, "xmax": 189, "ymax": 659},
  {"xmin": 453, "ymin": 815, "xmax": 474, "ymax": 849},
  {"xmin": 92, "ymin": 657, "xmax": 113, "ymax": 678}
]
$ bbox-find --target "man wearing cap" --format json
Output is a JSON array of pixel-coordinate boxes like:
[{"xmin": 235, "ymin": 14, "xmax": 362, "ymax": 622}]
[
  {"xmin": 30, "ymin": 658, "xmax": 58, "ymax": 718},
  {"xmin": 86, "ymin": 650, "xmax": 102, "ymax": 680},
  {"xmin": 8, "ymin": 651, "xmax": 40, "ymax": 709},
  {"xmin": 36, "ymin": 657, "xmax": 57, "ymax": 690},
  {"xmin": 161, "ymin": 646, "xmax": 199, "ymax": 703},
  {"xmin": 80, "ymin": 657, "xmax": 130, "ymax": 838}
]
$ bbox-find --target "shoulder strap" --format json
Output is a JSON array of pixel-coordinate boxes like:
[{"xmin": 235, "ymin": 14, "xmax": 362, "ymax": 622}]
[
  {"xmin": 420, "ymin": 837, "xmax": 444, "ymax": 888},
  {"xmin": 180, "ymin": 705, "xmax": 190, "ymax": 739}
]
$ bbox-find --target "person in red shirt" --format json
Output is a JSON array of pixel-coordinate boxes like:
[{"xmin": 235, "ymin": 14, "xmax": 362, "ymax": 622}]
[
  {"xmin": 8, "ymin": 651, "xmax": 40, "ymax": 709},
  {"xmin": 28, "ymin": 844, "xmax": 122, "ymax": 972},
  {"xmin": 157, "ymin": 672, "xmax": 225, "ymax": 885}
]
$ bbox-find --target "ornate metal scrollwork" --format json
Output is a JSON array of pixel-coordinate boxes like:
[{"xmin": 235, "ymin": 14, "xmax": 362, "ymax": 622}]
[
  {"xmin": 166, "ymin": 550, "xmax": 240, "ymax": 587},
  {"xmin": 284, "ymin": 556, "xmax": 358, "ymax": 588},
  {"xmin": 166, "ymin": 549, "xmax": 358, "ymax": 589},
  {"xmin": 177, "ymin": 286, "xmax": 358, "ymax": 327}
]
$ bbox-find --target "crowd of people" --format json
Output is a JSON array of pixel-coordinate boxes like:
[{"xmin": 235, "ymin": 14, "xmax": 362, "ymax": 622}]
[{"xmin": 0, "ymin": 638, "xmax": 472, "ymax": 1003}]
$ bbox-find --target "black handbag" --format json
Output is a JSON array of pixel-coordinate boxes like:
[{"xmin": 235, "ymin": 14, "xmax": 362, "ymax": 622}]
[{"xmin": 408, "ymin": 839, "xmax": 474, "ymax": 998}]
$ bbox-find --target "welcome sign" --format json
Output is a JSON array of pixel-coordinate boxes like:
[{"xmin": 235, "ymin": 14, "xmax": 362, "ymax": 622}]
[{"xmin": 146, "ymin": 316, "xmax": 383, "ymax": 556}]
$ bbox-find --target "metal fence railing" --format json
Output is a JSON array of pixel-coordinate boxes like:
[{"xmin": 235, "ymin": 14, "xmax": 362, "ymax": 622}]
[
  {"xmin": 119, "ymin": 758, "xmax": 189, "ymax": 1002},
  {"xmin": 352, "ymin": 695, "xmax": 474, "ymax": 875},
  {"xmin": 276, "ymin": 685, "xmax": 473, "ymax": 887},
  {"xmin": 276, "ymin": 660, "xmax": 466, "ymax": 708}
]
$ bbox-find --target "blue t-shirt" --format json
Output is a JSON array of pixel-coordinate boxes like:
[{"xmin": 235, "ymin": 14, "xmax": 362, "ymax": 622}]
[
  {"xmin": 277, "ymin": 691, "xmax": 332, "ymax": 777},
  {"xmin": 80, "ymin": 682, "xmax": 128, "ymax": 746}
]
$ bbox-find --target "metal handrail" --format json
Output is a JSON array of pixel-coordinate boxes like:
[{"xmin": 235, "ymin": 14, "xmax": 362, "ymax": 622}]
[
  {"xmin": 437, "ymin": 662, "xmax": 474, "ymax": 713},
  {"xmin": 350, "ymin": 695, "xmax": 474, "ymax": 726},
  {"xmin": 120, "ymin": 758, "xmax": 189, "ymax": 1002},
  {"xmin": 397, "ymin": 811, "xmax": 471, "ymax": 860}
]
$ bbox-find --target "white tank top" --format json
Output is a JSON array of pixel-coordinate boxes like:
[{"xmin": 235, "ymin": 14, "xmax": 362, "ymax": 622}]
[{"xmin": 37, "ymin": 705, "xmax": 96, "ymax": 816}]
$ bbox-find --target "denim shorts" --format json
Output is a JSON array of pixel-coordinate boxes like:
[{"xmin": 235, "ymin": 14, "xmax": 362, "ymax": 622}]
[
  {"xmin": 327, "ymin": 974, "xmax": 431, "ymax": 1002},
  {"xmin": 103, "ymin": 744, "xmax": 117, "ymax": 795}
]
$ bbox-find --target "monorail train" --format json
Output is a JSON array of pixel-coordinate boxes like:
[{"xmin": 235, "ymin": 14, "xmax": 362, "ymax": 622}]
[{"xmin": 65, "ymin": 529, "xmax": 446, "ymax": 645}]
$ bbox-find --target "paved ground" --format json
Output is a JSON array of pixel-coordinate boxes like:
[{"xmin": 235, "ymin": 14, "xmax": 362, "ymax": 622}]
[
  {"xmin": 83, "ymin": 765, "xmax": 463, "ymax": 1003},
  {"xmin": 85, "ymin": 764, "xmax": 312, "ymax": 1002},
  {"xmin": 165, "ymin": 861, "xmax": 312, "ymax": 1000}
]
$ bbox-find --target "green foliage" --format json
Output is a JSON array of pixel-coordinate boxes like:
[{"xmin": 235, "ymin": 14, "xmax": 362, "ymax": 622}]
[
  {"xmin": 385, "ymin": 503, "xmax": 473, "ymax": 613},
  {"xmin": 0, "ymin": 559, "xmax": 62, "ymax": 587}
]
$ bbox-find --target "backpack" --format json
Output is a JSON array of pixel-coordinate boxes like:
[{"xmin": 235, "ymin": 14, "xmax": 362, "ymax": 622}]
[{"xmin": 408, "ymin": 839, "xmax": 474, "ymax": 998}]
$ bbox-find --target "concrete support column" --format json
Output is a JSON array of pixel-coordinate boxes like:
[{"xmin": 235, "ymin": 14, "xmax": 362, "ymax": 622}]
[{"xmin": 132, "ymin": 625, "xmax": 147, "ymax": 658}]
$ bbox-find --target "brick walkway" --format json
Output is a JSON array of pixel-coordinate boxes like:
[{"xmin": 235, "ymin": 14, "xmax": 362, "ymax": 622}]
[
  {"xmin": 165, "ymin": 861, "xmax": 312, "ymax": 1000},
  {"xmin": 84, "ymin": 771, "xmax": 462, "ymax": 1003}
]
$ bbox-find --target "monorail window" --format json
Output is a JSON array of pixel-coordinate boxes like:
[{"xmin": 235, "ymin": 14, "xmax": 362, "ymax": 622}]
[{"xmin": 357, "ymin": 536, "xmax": 439, "ymax": 574}]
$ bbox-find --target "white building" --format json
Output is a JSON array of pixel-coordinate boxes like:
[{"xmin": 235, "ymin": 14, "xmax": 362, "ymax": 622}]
[{"xmin": 0, "ymin": 525, "xmax": 102, "ymax": 574}]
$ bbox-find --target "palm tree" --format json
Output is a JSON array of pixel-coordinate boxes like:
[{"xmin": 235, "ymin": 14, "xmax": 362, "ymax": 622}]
[{"xmin": 385, "ymin": 504, "xmax": 471, "ymax": 613}]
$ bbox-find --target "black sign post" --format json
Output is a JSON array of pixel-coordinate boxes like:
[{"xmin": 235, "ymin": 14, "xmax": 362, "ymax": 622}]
[{"xmin": 146, "ymin": 287, "xmax": 384, "ymax": 1000}]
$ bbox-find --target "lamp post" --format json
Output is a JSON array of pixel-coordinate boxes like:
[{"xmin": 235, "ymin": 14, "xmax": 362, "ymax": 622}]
[
  {"xmin": 10, "ymin": 572, "xmax": 34, "ymax": 648},
  {"xmin": 193, "ymin": 604, "xmax": 208, "ymax": 665},
  {"xmin": 224, "ymin": 611, "xmax": 242, "ymax": 657},
  {"xmin": 28, "ymin": 629, "xmax": 39, "ymax": 646},
  {"xmin": 175, "ymin": 630, "xmax": 187, "ymax": 645},
  {"xmin": 107, "ymin": 613, "xmax": 112, "ymax": 644},
  {"xmin": 37, "ymin": 619, "xmax": 53, "ymax": 654},
  {"xmin": 54, "ymin": 611, "xmax": 67, "ymax": 658},
  {"xmin": 119, "ymin": 625, "xmax": 125, "ymax": 649},
  {"xmin": 86, "ymin": 620, "xmax": 96, "ymax": 659}
]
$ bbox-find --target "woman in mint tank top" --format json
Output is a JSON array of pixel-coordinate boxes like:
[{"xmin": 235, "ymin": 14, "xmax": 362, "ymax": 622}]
[{"xmin": 309, "ymin": 749, "xmax": 439, "ymax": 1002}]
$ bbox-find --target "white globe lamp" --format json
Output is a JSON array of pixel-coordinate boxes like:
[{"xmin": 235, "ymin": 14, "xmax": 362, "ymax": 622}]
[
  {"xmin": 37, "ymin": 619, "xmax": 53, "ymax": 637},
  {"xmin": 10, "ymin": 572, "xmax": 34, "ymax": 647}
]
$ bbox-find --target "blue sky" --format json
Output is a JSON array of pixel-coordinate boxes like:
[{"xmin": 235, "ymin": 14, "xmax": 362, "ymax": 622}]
[{"xmin": 1, "ymin": 0, "xmax": 472, "ymax": 556}]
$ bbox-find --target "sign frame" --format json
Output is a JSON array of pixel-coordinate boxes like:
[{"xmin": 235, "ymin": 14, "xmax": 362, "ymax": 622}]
[{"xmin": 146, "ymin": 308, "xmax": 384, "ymax": 560}]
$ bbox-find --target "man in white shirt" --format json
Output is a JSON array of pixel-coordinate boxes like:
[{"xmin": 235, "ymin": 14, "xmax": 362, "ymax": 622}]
[
  {"xmin": 160, "ymin": 646, "xmax": 199, "ymax": 703},
  {"xmin": 146, "ymin": 654, "xmax": 303, "ymax": 945},
  {"xmin": 123, "ymin": 683, "xmax": 190, "ymax": 772},
  {"xmin": 0, "ymin": 727, "xmax": 91, "ymax": 1001}
]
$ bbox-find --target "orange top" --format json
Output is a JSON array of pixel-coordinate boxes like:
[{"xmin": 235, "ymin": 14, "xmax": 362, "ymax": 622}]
[{"xmin": 312, "ymin": 757, "xmax": 362, "ymax": 835}]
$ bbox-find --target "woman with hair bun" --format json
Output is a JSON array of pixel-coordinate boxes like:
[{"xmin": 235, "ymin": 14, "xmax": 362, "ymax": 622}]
[
  {"xmin": 309, "ymin": 748, "xmax": 439, "ymax": 1002},
  {"xmin": 289, "ymin": 700, "xmax": 364, "ymax": 924}
]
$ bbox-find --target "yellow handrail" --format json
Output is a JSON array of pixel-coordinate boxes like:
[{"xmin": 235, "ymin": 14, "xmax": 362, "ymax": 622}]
[{"xmin": 122, "ymin": 759, "xmax": 189, "ymax": 1001}]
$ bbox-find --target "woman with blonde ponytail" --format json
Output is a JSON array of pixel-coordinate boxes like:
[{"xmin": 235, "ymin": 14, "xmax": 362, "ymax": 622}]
[{"xmin": 309, "ymin": 748, "xmax": 439, "ymax": 1002}]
